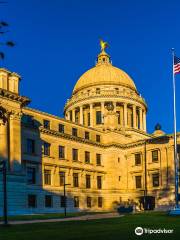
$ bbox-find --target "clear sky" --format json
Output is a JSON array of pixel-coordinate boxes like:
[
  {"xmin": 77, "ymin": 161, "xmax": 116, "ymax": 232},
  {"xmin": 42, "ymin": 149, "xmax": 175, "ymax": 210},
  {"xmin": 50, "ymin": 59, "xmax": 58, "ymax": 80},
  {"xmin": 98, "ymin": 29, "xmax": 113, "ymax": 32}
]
[{"xmin": 1, "ymin": 0, "xmax": 180, "ymax": 134}]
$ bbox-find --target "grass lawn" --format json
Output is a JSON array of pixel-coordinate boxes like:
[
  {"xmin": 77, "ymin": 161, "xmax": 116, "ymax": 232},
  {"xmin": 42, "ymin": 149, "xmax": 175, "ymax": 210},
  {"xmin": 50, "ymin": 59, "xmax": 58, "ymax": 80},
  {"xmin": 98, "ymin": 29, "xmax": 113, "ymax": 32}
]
[{"xmin": 0, "ymin": 212, "xmax": 180, "ymax": 240}]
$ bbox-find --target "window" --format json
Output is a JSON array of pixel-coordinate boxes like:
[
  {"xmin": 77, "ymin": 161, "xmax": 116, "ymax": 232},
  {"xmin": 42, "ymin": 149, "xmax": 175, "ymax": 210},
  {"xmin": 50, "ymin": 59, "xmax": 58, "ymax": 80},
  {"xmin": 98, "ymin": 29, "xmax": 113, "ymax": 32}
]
[
  {"xmin": 96, "ymin": 134, "xmax": 101, "ymax": 143},
  {"xmin": 85, "ymin": 131, "xmax": 89, "ymax": 140},
  {"xmin": 152, "ymin": 173, "xmax": 159, "ymax": 187},
  {"xmin": 59, "ymin": 124, "xmax": 64, "ymax": 133},
  {"xmin": 135, "ymin": 176, "xmax": 142, "ymax": 189},
  {"xmin": 43, "ymin": 142, "xmax": 50, "ymax": 156},
  {"xmin": 85, "ymin": 151, "xmax": 90, "ymax": 163},
  {"xmin": 22, "ymin": 115, "xmax": 34, "ymax": 127},
  {"xmin": 96, "ymin": 88, "xmax": 100, "ymax": 94},
  {"xmin": 73, "ymin": 173, "xmax": 79, "ymax": 187},
  {"xmin": 74, "ymin": 196, "xmax": 79, "ymax": 208},
  {"xmin": 98, "ymin": 197, "xmax": 103, "ymax": 208},
  {"xmin": 118, "ymin": 176, "xmax": 121, "ymax": 181},
  {"xmin": 60, "ymin": 196, "xmax": 66, "ymax": 207},
  {"xmin": 72, "ymin": 128, "xmax": 77, "ymax": 137},
  {"xmin": 86, "ymin": 175, "xmax": 91, "ymax": 188},
  {"xmin": 135, "ymin": 153, "xmax": 141, "ymax": 165},
  {"xmin": 59, "ymin": 146, "xmax": 65, "ymax": 159},
  {"xmin": 96, "ymin": 154, "xmax": 101, "ymax": 166},
  {"xmin": 70, "ymin": 111, "xmax": 72, "ymax": 121},
  {"xmin": 27, "ymin": 139, "xmax": 35, "ymax": 154},
  {"xmin": 152, "ymin": 150, "xmax": 158, "ymax": 162},
  {"xmin": 72, "ymin": 148, "xmax": 78, "ymax": 161},
  {"xmin": 27, "ymin": 167, "xmax": 36, "ymax": 184},
  {"xmin": 28, "ymin": 194, "xmax": 36, "ymax": 208},
  {"xmin": 87, "ymin": 197, "xmax": 91, "ymax": 208},
  {"xmin": 45, "ymin": 195, "xmax": 52, "ymax": 208},
  {"xmin": 116, "ymin": 111, "xmax": 121, "ymax": 124},
  {"xmin": 43, "ymin": 119, "xmax": 50, "ymax": 129},
  {"xmin": 44, "ymin": 170, "xmax": 51, "ymax": 185},
  {"xmin": 97, "ymin": 176, "xmax": 102, "ymax": 189},
  {"xmin": 96, "ymin": 111, "xmax": 102, "ymax": 124},
  {"xmin": 59, "ymin": 172, "xmax": 65, "ymax": 186},
  {"xmin": 115, "ymin": 88, "xmax": 119, "ymax": 94},
  {"xmin": 88, "ymin": 112, "xmax": 90, "ymax": 126}
]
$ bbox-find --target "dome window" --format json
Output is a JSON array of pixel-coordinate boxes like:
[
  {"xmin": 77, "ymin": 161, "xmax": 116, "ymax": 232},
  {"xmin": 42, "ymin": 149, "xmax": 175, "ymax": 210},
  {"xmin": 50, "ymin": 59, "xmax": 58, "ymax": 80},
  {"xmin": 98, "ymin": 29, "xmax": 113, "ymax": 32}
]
[{"xmin": 96, "ymin": 88, "xmax": 100, "ymax": 94}]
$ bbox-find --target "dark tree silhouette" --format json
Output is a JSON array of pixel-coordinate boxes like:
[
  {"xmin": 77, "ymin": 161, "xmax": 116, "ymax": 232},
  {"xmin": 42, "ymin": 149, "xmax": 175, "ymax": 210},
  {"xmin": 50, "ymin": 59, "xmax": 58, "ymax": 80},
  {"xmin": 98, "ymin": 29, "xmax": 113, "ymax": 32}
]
[{"xmin": 0, "ymin": 21, "xmax": 15, "ymax": 60}]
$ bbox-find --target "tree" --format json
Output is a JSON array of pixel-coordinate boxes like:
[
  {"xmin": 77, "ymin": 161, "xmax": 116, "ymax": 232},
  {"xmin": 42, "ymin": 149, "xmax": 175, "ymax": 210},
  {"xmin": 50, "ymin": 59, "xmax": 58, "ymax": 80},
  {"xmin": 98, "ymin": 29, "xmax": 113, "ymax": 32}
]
[{"xmin": 0, "ymin": 21, "xmax": 15, "ymax": 60}]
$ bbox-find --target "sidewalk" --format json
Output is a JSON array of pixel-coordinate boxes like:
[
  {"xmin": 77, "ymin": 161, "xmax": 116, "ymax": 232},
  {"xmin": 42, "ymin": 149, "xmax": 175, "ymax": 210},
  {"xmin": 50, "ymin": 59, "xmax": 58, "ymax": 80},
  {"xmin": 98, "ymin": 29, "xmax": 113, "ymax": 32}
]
[{"xmin": 0, "ymin": 212, "xmax": 123, "ymax": 225}]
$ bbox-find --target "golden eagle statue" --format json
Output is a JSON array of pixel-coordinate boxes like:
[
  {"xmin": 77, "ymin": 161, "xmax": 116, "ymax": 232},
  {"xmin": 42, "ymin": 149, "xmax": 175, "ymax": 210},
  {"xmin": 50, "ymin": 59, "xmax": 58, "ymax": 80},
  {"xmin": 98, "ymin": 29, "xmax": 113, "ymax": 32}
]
[{"xmin": 100, "ymin": 39, "xmax": 109, "ymax": 52}]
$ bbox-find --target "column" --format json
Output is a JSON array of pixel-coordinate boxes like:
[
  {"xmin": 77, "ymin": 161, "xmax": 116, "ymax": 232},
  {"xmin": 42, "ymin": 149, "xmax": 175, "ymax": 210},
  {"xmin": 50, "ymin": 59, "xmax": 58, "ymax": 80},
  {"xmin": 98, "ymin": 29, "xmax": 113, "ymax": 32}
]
[
  {"xmin": 139, "ymin": 108, "xmax": 143, "ymax": 130},
  {"xmin": 66, "ymin": 111, "xmax": 70, "ymax": 121},
  {"xmin": 143, "ymin": 110, "xmax": 147, "ymax": 131},
  {"xmin": 0, "ymin": 119, "xmax": 8, "ymax": 162},
  {"xmin": 133, "ymin": 105, "xmax": 137, "ymax": 129},
  {"xmin": 9, "ymin": 113, "xmax": 22, "ymax": 172},
  {"xmin": 72, "ymin": 109, "xmax": 76, "ymax": 123},
  {"xmin": 113, "ymin": 102, "xmax": 117, "ymax": 112},
  {"xmin": 80, "ymin": 106, "xmax": 83, "ymax": 125},
  {"xmin": 123, "ymin": 103, "xmax": 127, "ymax": 127},
  {"xmin": 101, "ymin": 102, "xmax": 105, "ymax": 123},
  {"xmin": 90, "ymin": 103, "xmax": 94, "ymax": 127}
]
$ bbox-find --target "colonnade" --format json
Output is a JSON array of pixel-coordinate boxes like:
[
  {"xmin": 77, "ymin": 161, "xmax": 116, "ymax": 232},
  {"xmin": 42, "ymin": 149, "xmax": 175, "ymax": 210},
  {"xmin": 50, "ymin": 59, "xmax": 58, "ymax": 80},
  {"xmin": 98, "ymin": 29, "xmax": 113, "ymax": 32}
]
[{"xmin": 65, "ymin": 102, "xmax": 146, "ymax": 131}]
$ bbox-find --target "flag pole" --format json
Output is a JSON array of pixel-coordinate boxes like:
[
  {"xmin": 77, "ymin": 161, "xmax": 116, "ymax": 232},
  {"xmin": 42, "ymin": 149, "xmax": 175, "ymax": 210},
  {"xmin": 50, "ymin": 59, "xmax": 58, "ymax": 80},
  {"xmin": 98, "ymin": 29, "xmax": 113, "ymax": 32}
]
[{"xmin": 172, "ymin": 48, "xmax": 179, "ymax": 209}]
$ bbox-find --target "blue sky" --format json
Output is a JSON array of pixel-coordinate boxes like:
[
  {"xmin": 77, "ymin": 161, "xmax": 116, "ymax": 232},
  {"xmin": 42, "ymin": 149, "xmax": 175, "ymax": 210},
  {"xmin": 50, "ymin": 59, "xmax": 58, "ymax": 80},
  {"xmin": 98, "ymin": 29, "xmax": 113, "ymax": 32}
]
[{"xmin": 1, "ymin": 0, "xmax": 180, "ymax": 133}]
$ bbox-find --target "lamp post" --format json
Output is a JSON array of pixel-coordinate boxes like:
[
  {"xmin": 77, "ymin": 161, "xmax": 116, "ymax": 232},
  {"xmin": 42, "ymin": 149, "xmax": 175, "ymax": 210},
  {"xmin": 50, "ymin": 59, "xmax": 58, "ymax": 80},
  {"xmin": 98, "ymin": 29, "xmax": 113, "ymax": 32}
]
[
  {"xmin": 0, "ymin": 160, "xmax": 8, "ymax": 225},
  {"xmin": 63, "ymin": 175, "xmax": 70, "ymax": 217}
]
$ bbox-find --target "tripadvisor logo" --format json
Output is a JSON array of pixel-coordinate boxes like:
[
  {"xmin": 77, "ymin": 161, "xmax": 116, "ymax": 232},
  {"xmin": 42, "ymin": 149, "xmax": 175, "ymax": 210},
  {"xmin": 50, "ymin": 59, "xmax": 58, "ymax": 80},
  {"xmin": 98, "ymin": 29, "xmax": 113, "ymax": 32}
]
[
  {"xmin": 135, "ymin": 227, "xmax": 174, "ymax": 235},
  {"xmin": 135, "ymin": 227, "xmax": 143, "ymax": 236}
]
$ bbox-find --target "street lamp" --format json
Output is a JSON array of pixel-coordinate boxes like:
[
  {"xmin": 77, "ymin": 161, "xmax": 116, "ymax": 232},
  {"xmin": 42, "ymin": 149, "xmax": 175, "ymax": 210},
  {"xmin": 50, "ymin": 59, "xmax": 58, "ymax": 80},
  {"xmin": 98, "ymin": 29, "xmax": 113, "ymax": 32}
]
[{"xmin": 0, "ymin": 160, "xmax": 8, "ymax": 225}]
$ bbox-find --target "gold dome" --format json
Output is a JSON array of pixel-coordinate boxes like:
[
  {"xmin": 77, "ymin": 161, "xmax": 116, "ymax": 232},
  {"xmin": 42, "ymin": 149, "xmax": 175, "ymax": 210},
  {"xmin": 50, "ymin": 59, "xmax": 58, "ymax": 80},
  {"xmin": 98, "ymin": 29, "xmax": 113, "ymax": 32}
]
[{"xmin": 73, "ymin": 51, "xmax": 137, "ymax": 94}]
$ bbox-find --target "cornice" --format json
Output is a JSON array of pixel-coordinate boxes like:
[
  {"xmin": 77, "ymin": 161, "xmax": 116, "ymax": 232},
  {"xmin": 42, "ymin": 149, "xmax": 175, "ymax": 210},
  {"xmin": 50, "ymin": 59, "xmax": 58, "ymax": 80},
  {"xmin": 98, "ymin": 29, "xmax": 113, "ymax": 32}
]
[
  {"xmin": 0, "ymin": 88, "xmax": 30, "ymax": 106},
  {"xmin": 34, "ymin": 126, "xmax": 175, "ymax": 150}
]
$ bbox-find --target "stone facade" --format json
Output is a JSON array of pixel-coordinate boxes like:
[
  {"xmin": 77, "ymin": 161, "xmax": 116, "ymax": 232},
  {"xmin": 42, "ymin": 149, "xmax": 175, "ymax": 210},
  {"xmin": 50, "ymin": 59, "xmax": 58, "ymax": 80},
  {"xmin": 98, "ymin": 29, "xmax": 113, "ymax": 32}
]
[{"xmin": 0, "ymin": 46, "xmax": 179, "ymax": 215}]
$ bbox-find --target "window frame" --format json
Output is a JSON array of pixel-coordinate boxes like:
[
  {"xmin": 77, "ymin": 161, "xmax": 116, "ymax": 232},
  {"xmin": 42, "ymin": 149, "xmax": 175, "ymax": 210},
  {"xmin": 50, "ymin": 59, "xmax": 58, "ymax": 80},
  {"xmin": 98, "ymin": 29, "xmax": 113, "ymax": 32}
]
[
  {"xmin": 97, "ymin": 176, "xmax": 102, "ymax": 189},
  {"xmin": 152, "ymin": 173, "xmax": 160, "ymax": 187},
  {"xmin": 72, "ymin": 148, "xmax": 78, "ymax": 161},
  {"xmin": 27, "ymin": 167, "xmax": 36, "ymax": 185},
  {"xmin": 59, "ymin": 124, "xmax": 64, "ymax": 133},
  {"xmin": 152, "ymin": 150, "xmax": 159, "ymax": 162},
  {"xmin": 72, "ymin": 127, "xmax": 78, "ymax": 137},
  {"xmin": 43, "ymin": 119, "xmax": 50, "ymax": 129},
  {"xmin": 73, "ymin": 173, "xmax": 79, "ymax": 187},
  {"xmin": 59, "ymin": 145, "xmax": 65, "ymax": 159},
  {"xmin": 27, "ymin": 138, "xmax": 35, "ymax": 155},
  {"xmin": 44, "ymin": 169, "xmax": 51, "ymax": 185},
  {"xmin": 96, "ymin": 153, "xmax": 101, "ymax": 166},
  {"xmin": 28, "ymin": 194, "xmax": 37, "ymax": 208},
  {"xmin": 45, "ymin": 195, "xmax": 52, "ymax": 208},
  {"xmin": 135, "ymin": 153, "xmax": 141, "ymax": 166},
  {"xmin": 135, "ymin": 175, "xmax": 142, "ymax": 189},
  {"xmin": 96, "ymin": 111, "xmax": 102, "ymax": 125}
]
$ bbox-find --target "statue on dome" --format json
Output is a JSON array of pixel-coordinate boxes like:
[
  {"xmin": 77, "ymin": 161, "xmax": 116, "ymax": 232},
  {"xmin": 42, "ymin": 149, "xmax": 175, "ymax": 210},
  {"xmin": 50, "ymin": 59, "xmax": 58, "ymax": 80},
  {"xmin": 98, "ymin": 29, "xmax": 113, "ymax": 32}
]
[{"xmin": 100, "ymin": 39, "xmax": 109, "ymax": 52}]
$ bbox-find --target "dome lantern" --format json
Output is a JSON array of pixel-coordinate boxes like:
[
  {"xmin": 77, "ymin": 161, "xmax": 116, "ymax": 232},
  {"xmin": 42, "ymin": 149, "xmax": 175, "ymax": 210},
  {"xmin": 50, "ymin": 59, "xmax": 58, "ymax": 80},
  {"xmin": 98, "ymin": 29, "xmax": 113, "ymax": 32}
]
[{"xmin": 96, "ymin": 39, "xmax": 111, "ymax": 65}]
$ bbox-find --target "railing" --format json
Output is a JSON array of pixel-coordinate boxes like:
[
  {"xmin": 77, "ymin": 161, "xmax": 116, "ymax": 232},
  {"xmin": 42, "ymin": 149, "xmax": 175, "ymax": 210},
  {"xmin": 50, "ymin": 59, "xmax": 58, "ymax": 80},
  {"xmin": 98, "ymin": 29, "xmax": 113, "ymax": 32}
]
[{"xmin": 65, "ymin": 89, "xmax": 146, "ymax": 108}]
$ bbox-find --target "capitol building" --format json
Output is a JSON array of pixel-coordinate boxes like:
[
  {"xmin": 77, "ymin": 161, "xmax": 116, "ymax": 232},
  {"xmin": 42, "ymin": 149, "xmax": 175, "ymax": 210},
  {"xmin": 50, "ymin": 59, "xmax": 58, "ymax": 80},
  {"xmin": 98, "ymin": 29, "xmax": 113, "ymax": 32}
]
[{"xmin": 0, "ymin": 42, "xmax": 179, "ymax": 215}]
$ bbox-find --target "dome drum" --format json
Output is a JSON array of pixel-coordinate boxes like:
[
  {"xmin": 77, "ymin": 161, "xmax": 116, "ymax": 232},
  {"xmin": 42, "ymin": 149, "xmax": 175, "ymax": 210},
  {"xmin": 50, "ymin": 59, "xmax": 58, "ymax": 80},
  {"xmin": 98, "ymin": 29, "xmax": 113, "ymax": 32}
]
[{"xmin": 64, "ymin": 43, "xmax": 147, "ymax": 133}]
